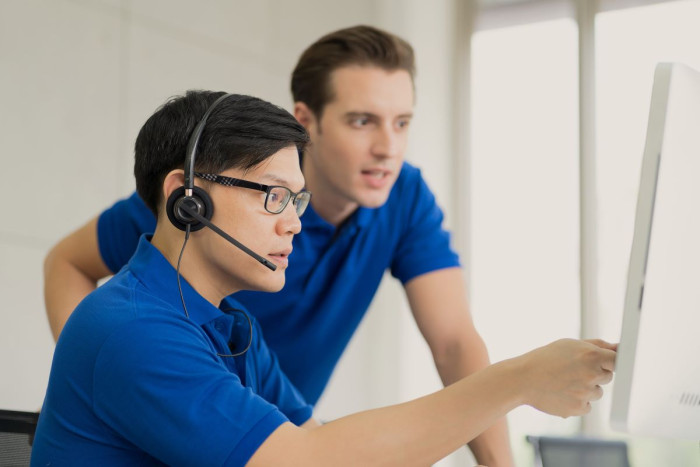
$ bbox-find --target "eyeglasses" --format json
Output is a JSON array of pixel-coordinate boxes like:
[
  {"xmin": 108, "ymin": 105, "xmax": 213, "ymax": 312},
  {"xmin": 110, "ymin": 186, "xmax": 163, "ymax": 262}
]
[{"xmin": 195, "ymin": 172, "xmax": 311, "ymax": 216}]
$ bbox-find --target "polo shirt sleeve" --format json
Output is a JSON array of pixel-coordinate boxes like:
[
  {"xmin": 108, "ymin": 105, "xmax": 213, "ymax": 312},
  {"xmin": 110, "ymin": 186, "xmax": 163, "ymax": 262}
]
[
  {"xmin": 92, "ymin": 315, "xmax": 288, "ymax": 466},
  {"xmin": 389, "ymin": 167, "xmax": 461, "ymax": 284},
  {"xmin": 248, "ymin": 319, "xmax": 313, "ymax": 426},
  {"xmin": 97, "ymin": 192, "xmax": 156, "ymax": 273}
]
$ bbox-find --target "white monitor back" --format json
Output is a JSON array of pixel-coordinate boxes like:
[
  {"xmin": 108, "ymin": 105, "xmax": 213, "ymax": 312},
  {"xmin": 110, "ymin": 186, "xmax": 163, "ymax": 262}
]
[{"xmin": 610, "ymin": 62, "xmax": 700, "ymax": 440}]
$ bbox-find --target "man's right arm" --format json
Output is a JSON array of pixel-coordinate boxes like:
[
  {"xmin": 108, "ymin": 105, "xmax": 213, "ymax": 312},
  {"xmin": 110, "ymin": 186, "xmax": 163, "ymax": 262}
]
[
  {"xmin": 44, "ymin": 216, "xmax": 111, "ymax": 340},
  {"xmin": 248, "ymin": 339, "xmax": 616, "ymax": 466}
]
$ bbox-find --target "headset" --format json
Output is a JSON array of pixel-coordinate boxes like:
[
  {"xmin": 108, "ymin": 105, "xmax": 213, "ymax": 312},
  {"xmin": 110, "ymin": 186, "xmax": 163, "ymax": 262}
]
[
  {"xmin": 165, "ymin": 93, "xmax": 275, "ymax": 357},
  {"xmin": 165, "ymin": 93, "xmax": 276, "ymax": 271}
]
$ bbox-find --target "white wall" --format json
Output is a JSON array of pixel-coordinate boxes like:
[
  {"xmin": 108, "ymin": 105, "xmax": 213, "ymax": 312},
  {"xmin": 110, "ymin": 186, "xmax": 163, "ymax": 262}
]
[
  {"xmin": 1, "ymin": 0, "xmax": 469, "ymax": 464},
  {"xmin": 0, "ymin": 0, "xmax": 382, "ymax": 406}
]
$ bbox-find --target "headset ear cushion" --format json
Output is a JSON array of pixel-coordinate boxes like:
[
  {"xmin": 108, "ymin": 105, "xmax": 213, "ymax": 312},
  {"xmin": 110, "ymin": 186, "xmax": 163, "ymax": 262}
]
[{"xmin": 166, "ymin": 186, "xmax": 214, "ymax": 232}]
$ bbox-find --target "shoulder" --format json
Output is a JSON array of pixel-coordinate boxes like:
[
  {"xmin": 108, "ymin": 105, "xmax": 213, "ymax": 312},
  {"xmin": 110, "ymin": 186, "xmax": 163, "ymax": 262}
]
[
  {"xmin": 393, "ymin": 162, "xmax": 424, "ymax": 190},
  {"xmin": 53, "ymin": 272, "xmax": 202, "ymax": 392},
  {"xmin": 100, "ymin": 192, "xmax": 153, "ymax": 226},
  {"xmin": 64, "ymin": 271, "xmax": 182, "ymax": 345},
  {"xmin": 390, "ymin": 162, "xmax": 434, "ymax": 202},
  {"xmin": 89, "ymin": 301, "xmax": 212, "ymax": 384},
  {"xmin": 382, "ymin": 162, "xmax": 438, "ymax": 218},
  {"xmin": 97, "ymin": 192, "xmax": 157, "ymax": 272}
]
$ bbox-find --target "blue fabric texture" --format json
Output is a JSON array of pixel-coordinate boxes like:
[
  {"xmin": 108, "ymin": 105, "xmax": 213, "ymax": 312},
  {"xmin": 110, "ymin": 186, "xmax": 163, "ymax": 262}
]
[
  {"xmin": 32, "ymin": 237, "xmax": 311, "ymax": 466},
  {"xmin": 97, "ymin": 191, "xmax": 154, "ymax": 274},
  {"xmin": 93, "ymin": 162, "xmax": 461, "ymax": 404}
]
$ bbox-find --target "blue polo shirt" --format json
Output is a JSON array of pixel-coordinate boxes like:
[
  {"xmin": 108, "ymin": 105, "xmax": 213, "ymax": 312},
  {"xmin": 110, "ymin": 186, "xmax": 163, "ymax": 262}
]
[
  {"xmin": 96, "ymin": 162, "xmax": 460, "ymax": 404},
  {"xmin": 32, "ymin": 237, "xmax": 312, "ymax": 466}
]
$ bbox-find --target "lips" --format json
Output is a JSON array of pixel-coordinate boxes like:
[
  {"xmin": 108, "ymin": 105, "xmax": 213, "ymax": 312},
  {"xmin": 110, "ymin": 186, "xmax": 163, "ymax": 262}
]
[
  {"xmin": 268, "ymin": 248, "xmax": 292, "ymax": 267},
  {"xmin": 361, "ymin": 168, "xmax": 391, "ymax": 178},
  {"xmin": 360, "ymin": 168, "xmax": 392, "ymax": 188}
]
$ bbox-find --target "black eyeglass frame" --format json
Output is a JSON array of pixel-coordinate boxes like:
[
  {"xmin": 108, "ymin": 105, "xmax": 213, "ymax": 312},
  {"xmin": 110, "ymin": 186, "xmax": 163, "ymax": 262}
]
[{"xmin": 195, "ymin": 172, "xmax": 311, "ymax": 216}]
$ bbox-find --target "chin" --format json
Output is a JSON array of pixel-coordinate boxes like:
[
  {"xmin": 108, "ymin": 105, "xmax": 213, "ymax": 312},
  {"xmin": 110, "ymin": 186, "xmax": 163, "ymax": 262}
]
[
  {"xmin": 356, "ymin": 191, "xmax": 392, "ymax": 209},
  {"xmin": 254, "ymin": 278, "xmax": 285, "ymax": 293}
]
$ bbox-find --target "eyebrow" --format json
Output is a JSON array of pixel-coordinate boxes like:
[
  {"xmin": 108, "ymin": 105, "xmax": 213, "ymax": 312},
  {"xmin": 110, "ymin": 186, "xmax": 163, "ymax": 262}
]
[
  {"xmin": 259, "ymin": 173, "xmax": 305, "ymax": 191},
  {"xmin": 345, "ymin": 111, "xmax": 414, "ymax": 120},
  {"xmin": 259, "ymin": 173, "xmax": 289, "ymax": 185}
]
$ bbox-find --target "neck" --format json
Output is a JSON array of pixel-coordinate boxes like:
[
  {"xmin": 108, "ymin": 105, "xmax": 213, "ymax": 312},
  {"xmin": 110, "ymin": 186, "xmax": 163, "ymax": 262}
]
[
  {"xmin": 151, "ymin": 225, "xmax": 238, "ymax": 307},
  {"xmin": 302, "ymin": 154, "xmax": 358, "ymax": 227}
]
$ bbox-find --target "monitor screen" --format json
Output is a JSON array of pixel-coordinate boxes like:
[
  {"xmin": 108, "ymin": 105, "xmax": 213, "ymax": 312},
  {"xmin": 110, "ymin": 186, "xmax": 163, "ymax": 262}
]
[{"xmin": 610, "ymin": 62, "xmax": 700, "ymax": 440}]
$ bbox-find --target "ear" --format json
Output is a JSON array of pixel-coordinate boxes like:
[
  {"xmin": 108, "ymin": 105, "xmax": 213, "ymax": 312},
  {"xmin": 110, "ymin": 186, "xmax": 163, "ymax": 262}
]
[
  {"xmin": 162, "ymin": 169, "xmax": 185, "ymax": 206},
  {"xmin": 293, "ymin": 101, "xmax": 318, "ymax": 134}
]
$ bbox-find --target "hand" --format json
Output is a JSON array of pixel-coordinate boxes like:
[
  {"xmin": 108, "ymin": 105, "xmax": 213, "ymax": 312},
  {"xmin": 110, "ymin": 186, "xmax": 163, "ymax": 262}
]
[{"xmin": 516, "ymin": 338, "xmax": 616, "ymax": 418}]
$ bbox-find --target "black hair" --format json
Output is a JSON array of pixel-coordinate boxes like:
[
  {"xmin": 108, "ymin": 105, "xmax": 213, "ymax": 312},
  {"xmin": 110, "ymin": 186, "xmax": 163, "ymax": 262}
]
[{"xmin": 134, "ymin": 90, "xmax": 309, "ymax": 216}]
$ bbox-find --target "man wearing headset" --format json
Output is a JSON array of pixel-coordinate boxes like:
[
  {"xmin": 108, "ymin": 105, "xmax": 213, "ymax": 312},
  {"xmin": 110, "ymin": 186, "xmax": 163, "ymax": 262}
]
[
  {"xmin": 46, "ymin": 26, "xmax": 500, "ymax": 465},
  {"xmin": 34, "ymin": 90, "xmax": 616, "ymax": 466}
]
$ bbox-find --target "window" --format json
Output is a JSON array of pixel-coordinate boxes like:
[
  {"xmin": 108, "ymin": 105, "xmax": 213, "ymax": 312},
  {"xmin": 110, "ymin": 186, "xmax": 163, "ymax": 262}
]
[
  {"xmin": 467, "ymin": 0, "xmax": 700, "ymax": 465},
  {"xmin": 470, "ymin": 16, "xmax": 580, "ymax": 462}
]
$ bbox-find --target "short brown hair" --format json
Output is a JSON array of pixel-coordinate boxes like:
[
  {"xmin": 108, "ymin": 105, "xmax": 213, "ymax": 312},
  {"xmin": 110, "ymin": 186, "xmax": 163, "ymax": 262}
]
[{"xmin": 291, "ymin": 25, "xmax": 415, "ymax": 118}]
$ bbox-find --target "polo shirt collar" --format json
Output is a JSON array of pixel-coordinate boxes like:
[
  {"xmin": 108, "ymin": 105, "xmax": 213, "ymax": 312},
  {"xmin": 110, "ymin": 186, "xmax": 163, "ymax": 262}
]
[
  {"xmin": 301, "ymin": 202, "xmax": 373, "ymax": 231},
  {"xmin": 128, "ymin": 235, "xmax": 224, "ymax": 326}
]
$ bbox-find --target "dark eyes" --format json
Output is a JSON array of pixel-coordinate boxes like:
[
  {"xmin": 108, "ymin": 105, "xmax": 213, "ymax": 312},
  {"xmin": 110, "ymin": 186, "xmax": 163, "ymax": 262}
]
[
  {"xmin": 349, "ymin": 118, "xmax": 411, "ymax": 129},
  {"xmin": 350, "ymin": 117, "xmax": 370, "ymax": 127}
]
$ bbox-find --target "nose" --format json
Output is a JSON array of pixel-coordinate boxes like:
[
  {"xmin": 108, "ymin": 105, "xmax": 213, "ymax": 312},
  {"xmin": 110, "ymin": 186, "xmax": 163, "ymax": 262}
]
[
  {"xmin": 371, "ymin": 124, "xmax": 402, "ymax": 160},
  {"xmin": 277, "ymin": 200, "xmax": 302, "ymax": 235}
]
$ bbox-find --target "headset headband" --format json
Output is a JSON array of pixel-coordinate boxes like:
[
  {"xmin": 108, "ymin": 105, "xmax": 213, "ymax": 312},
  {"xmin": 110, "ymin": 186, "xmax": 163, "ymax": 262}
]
[{"xmin": 183, "ymin": 93, "xmax": 233, "ymax": 195}]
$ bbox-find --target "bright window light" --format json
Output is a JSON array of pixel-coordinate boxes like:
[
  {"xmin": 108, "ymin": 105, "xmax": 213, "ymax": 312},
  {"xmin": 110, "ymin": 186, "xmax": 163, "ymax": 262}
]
[{"xmin": 471, "ymin": 17, "xmax": 580, "ymax": 460}]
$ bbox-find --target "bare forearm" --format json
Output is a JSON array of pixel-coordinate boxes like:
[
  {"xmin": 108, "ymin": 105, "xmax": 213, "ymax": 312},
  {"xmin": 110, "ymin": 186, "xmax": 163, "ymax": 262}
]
[
  {"xmin": 43, "ymin": 217, "xmax": 110, "ymax": 341},
  {"xmin": 406, "ymin": 268, "xmax": 514, "ymax": 465},
  {"xmin": 435, "ymin": 334, "xmax": 514, "ymax": 466},
  {"xmin": 44, "ymin": 249, "xmax": 99, "ymax": 340},
  {"xmin": 251, "ymin": 339, "xmax": 617, "ymax": 466},
  {"xmin": 252, "ymin": 359, "xmax": 523, "ymax": 466},
  {"xmin": 467, "ymin": 418, "xmax": 512, "ymax": 467}
]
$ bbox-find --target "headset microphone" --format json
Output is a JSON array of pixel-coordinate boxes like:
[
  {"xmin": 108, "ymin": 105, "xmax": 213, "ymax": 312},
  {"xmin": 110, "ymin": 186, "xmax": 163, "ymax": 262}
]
[
  {"xmin": 166, "ymin": 92, "xmax": 269, "ymax": 356},
  {"xmin": 178, "ymin": 203, "xmax": 277, "ymax": 271}
]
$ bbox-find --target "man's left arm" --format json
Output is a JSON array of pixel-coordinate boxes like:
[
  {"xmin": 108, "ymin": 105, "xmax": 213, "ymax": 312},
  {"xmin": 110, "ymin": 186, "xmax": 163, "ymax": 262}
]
[{"xmin": 404, "ymin": 267, "xmax": 514, "ymax": 467}]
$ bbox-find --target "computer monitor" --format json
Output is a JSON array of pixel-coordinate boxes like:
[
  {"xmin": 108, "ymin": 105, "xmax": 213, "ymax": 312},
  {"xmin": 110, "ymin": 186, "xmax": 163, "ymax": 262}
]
[{"xmin": 610, "ymin": 62, "xmax": 700, "ymax": 439}]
